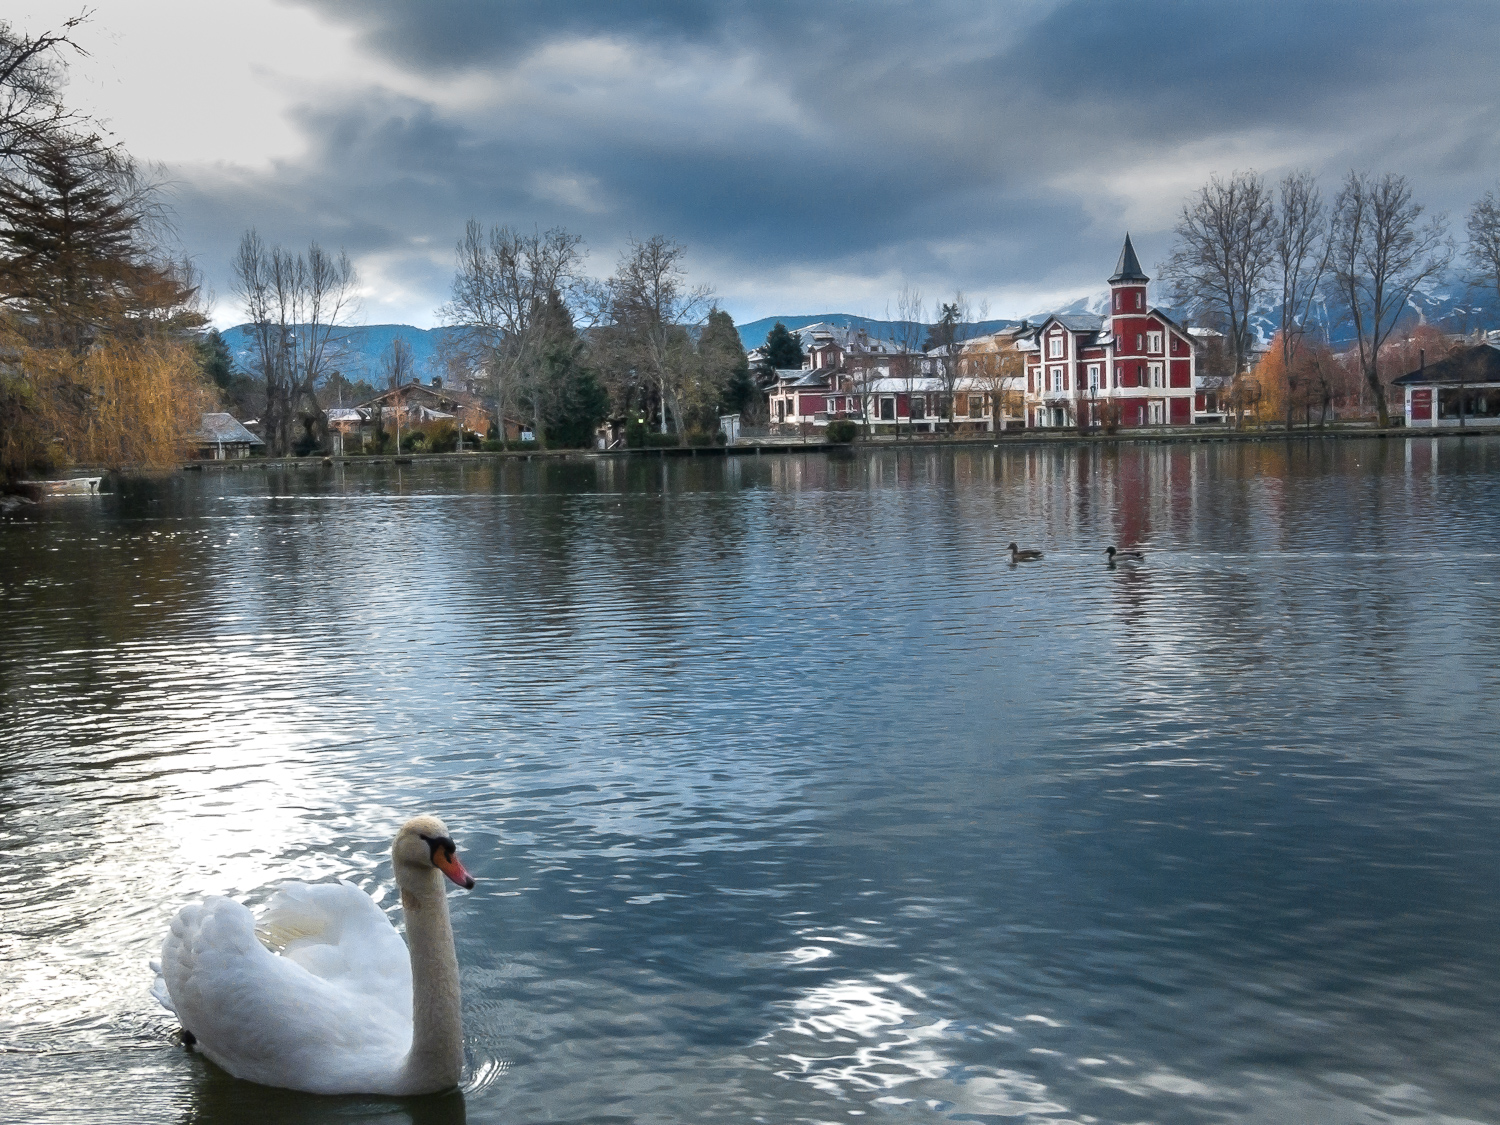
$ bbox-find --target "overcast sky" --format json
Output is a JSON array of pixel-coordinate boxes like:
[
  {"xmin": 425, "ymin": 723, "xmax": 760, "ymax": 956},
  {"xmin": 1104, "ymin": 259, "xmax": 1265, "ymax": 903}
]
[{"xmin": 19, "ymin": 0, "xmax": 1500, "ymax": 328}]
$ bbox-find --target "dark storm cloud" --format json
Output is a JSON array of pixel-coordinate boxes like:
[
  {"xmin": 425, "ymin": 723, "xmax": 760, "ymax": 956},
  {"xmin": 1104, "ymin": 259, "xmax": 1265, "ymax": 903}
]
[
  {"xmin": 185, "ymin": 0, "xmax": 1500, "ymax": 324},
  {"xmin": 300, "ymin": 0, "xmax": 910, "ymax": 69}
]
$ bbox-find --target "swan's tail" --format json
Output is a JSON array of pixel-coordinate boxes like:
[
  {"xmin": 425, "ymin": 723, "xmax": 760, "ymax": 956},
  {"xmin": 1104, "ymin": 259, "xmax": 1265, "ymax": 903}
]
[{"xmin": 149, "ymin": 958, "xmax": 176, "ymax": 1014}]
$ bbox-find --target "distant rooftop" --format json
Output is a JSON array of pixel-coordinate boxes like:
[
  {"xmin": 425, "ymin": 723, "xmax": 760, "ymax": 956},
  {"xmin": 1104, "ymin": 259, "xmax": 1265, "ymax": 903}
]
[{"xmin": 193, "ymin": 413, "xmax": 264, "ymax": 445}]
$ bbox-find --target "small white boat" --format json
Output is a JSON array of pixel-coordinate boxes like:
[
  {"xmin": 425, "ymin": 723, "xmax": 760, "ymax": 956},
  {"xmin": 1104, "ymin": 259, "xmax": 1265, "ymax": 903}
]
[{"xmin": 40, "ymin": 476, "xmax": 103, "ymax": 495}]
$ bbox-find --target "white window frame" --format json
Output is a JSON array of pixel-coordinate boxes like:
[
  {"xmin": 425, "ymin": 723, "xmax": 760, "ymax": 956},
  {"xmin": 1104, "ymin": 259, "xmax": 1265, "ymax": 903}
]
[
  {"xmin": 1047, "ymin": 333, "xmax": 1064, "ymax": 359},
  {"xmin": 1050, "ymin": 366, "xmax": 1064, "ymax": 393},
  {"xmin": 1087, "ymin": 364, "xmax": 1101, "ymax": 391},
  {"xmin": 1147, "ymin": 331, "xmax": 1163, "ymax": 354},
  {"xmin": 1148, "ymin": 361, "xmax": 1164, "ymax": 388},
  {"xmin": 1135, "ymin": 291, "xmax": 1143, "ymax": 310},
  {"xmin": 1148, "ymin": 399, "xmax": 1165, "ymax": 424}
]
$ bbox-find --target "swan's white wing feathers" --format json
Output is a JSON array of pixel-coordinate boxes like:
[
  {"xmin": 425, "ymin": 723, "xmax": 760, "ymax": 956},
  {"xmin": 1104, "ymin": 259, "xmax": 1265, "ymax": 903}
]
[
  {"xmin": 258, "ymin": 881, "xmax": 411, "ymax": 1018},
  {"xmin": 159, "ymin": 884, "xmax": 414, "ymax": 1095}
]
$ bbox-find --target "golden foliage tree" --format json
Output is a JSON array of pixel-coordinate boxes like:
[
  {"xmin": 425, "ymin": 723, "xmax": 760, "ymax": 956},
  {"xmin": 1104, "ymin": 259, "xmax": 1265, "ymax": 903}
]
[
  {"xmin": 0, "ymin": 27, "xmax": 208, "ymax": 480},
  {"xmin": 1250, "ymin": 333, "xmax": 1288, "ymax": 425},
  {"xmin": 2, "ymin": 329, "xmax": 214, "ymax": 470}
]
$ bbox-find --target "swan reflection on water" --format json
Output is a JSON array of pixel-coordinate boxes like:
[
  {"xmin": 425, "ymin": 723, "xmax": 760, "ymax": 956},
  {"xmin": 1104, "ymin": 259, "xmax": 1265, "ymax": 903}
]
[{"xmin": 180, "ymin": 1071, "xmax": 466, "ymax": 1125}]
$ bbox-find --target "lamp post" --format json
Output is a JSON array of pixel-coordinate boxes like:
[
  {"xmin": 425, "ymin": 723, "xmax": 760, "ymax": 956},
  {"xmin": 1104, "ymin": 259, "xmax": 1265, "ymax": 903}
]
[{"xmin": 1089, "ymin": 381, "xmax": 1098, "ymax": 433}]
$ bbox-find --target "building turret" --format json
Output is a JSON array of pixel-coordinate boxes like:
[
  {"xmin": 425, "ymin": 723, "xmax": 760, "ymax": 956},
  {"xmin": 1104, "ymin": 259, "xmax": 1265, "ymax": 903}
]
[
  {"xmin": 1108, "ymin": 233, "xmax": 1149, "ymax": 352},
  {"xmin": 1108, "ymin": 233, "xmax": 1149, "ymax": 285}
]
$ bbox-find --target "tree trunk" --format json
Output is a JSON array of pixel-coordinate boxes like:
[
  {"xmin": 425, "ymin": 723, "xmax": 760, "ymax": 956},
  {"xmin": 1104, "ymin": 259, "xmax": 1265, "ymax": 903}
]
[
  {"xmin": 297, "ymin": 376, "xmax": 327, "ymax": 451},
  {"xmin": 265, "ymin": 378, "xmax": 295, "ymax": 457},
  {"xmin": 1364, "ymin": 364, "xmax": 1389, "ymax": 427}
]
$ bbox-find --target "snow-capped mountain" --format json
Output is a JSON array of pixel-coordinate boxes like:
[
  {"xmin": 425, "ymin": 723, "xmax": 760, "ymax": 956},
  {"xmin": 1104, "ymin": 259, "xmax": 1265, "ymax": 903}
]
[{"xmin": 1026, "ymin": 274, "xmax": 1499, "ymax": 348}]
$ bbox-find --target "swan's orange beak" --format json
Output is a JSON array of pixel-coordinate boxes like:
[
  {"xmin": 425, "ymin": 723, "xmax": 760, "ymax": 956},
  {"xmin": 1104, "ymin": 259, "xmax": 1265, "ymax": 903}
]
[{"xmin": 435, "ymin": 850, "xmax": 475, "ymax": 890}]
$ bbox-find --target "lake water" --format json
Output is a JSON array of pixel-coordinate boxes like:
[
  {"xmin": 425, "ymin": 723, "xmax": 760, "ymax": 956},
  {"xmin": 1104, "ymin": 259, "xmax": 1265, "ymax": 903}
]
[{"xmin": 3, "ymin": 437, "xmax": 1500, "ymax": 1125}]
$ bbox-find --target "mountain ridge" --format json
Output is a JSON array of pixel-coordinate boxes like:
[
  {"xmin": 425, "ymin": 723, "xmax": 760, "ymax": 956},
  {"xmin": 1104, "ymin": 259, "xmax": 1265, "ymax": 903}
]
[
  {"xmin": 734, "ymin": 314, "xmax": 1020, "ymax": 351},
  {"xmin": 219, "ymin": 323, "xmax": 461, "ymax": 386}
]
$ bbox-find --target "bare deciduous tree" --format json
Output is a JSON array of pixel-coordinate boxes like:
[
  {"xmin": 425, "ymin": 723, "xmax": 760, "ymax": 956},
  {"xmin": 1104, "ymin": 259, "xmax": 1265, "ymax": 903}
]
[
  {"xmin": 1161, "ymin": 171, "xmax": 1277, "ymax": 383},
  {"xmin": 232, "ymin": 230, "xmax": 358, "ymax": 456},
  {"xmin": 0, "ymin": 13, "xmax": 90, "ymax": 171},
  {"xmin": 440, "ymin": 221, "xmax": 588, "ymax": 445},
  {"xmin": 1274, "ymin": 170, "xmax": 1331, "ymax": 431},
  {"xmin": 879, "ymin": 284, "xmax": 925, "ymax": 438},
  {"xmin": 604, "ymin": 236, "xmax": 711, "ymax": 434},
  {"xmin": 382, "ymin": 336, "xmax": 415, "ymax": 389},
  {"xmin": 926, "ymin": 292, "xmax": 987, "ymax": 434},
  {"xmin": 963, "ymin": 332, "xmax": 1025, "ymax": 432},
  {"xmin": 1328, "ymin": 171, "xmax": 1451, "ymax": 426},
  {"xmin": 1465, "ymin": 185, "xmax": 1500, "ymax": 309}
]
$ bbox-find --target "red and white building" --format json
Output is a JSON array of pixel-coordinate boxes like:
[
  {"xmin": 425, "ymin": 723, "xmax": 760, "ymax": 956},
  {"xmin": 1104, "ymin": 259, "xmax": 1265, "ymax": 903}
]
[
  {"xmin": 765, "ymin": 323, "xmax": 1023, "ymax": 432},
  {"xmin": 1021, "ymin": 236, "xmax": 1203, "ymax": 428},
  {"xmin": 766, "ymin": 324, "xmax": 915, "ymax": 428}
]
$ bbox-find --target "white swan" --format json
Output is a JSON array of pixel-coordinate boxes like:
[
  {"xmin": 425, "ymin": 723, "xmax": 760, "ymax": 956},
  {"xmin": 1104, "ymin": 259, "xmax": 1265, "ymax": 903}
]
[{"xmin": 151, "ymin": 815, "xmax": 476, "ymax": 1095}]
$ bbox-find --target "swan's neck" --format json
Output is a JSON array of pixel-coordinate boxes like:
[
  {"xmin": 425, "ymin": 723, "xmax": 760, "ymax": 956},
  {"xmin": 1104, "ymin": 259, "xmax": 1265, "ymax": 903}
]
[{"xmin": 400, "ymin": 875, "xmax": 464, "ymax": 1094}]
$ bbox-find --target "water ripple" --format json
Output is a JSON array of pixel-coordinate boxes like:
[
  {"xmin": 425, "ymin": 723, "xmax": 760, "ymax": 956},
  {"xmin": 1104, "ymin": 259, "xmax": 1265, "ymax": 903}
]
[{"xmin": 3, "ymin": 438, "xmax": 1500, "ymax": 1123}]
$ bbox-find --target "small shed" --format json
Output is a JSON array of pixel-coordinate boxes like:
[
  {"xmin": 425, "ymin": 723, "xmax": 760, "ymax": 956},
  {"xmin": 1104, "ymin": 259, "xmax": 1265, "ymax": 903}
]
[
  {"xmin": 192, "ymin": 413, "xmax": 265, "ymax": 459},
  {"xmin": 1395, "ymin": 344, "xmax": 1500, "ymax": 427}
]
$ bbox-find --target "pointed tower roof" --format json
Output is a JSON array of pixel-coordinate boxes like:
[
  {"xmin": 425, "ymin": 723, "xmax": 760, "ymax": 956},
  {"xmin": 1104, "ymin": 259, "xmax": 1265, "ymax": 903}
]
[{"xmin": 1108, "ymin": 233, "xmax": 1149, "ymax": 284}]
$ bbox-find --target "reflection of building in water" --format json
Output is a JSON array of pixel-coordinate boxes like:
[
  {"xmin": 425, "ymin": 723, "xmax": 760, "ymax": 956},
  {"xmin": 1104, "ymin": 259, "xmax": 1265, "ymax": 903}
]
[
  {"xmin": 1018, "ymin": 236, "xmax": 1205, "ymax": 430},
  {"xmin": 1009, "ymin": 443, "xmax": 1209, "ymax": 552}
]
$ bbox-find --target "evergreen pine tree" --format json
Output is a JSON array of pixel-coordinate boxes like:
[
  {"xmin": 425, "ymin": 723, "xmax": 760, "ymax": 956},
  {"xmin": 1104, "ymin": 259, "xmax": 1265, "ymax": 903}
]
[
  {"xmin": 922, "ymin": 303, "xmax": 960, "ymax": 352},
  {"xmin": 192, "ymin": 327, "xmax": 259, "ymax": 418},
  {"xmin": 699, "ymin": 308, "xmax": 754, "ymax": 415},
  {"xmin": 195, "ymin": 328, "xmax": 234, "ymax": 387},
  {"xmin": 0, "ymin": 138, "xmax": 197, "ymax": 351},
  {"xmin": 528, "ymin": 291, "xmax": 609, "ymax": 447},
  {"xmin": 763, "ymin": 321, "xmax": 804, "ymax": 369}
]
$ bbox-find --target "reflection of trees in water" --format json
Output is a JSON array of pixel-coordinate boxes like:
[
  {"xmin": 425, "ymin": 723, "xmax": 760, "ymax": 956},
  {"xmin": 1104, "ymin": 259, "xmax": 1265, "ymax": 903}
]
[
  {"xmin": 440, "ymin": 455, "xmax": 777, "ymax": 653},
  {"xmin": 2, "ymin": 476, "xmax": 216, "ymax": 662},
  {"xmin": 0, "ymin": 475, "xmax": 219, "ymax": 740}
]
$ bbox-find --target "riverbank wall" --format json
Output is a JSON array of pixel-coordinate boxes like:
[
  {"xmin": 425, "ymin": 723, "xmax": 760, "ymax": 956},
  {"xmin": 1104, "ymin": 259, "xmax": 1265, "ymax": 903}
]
[{"xmin": 16, "ymin": 421, "xmax": 1500, "ymax": 486}]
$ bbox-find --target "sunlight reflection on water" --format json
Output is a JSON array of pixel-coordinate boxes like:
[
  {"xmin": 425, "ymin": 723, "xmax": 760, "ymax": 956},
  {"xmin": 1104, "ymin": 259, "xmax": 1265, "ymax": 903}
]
[{"xmin": 3, "ymin": 437, "xmax": 1500, "ymax": 1123}]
